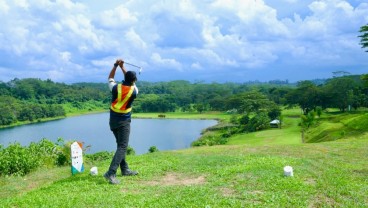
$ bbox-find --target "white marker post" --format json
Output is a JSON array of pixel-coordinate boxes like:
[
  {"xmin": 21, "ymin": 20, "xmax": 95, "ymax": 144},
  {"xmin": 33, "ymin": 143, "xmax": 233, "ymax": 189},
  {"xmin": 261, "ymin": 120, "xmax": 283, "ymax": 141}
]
[
  {"xmin": 283, "ymin": 166, "xmax": 294, "ymax": 177},
  {"xmin": 71, "ymin": 141, "xmax": 84, "ymax": 175}
]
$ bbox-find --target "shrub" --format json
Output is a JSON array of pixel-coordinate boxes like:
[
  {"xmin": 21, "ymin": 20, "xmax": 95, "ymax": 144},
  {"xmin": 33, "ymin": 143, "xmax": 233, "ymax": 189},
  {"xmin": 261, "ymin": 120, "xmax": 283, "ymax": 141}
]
[
  {"xmin": 0, "ymin": 142, "xmax": 40, "ymax": 176},
  {"xmin": 245, "ymin": 112, "xmax": 270, "ymax": 132},
  {"xmin": 238, "ymin": 114, "xmax": 250, "ymax": 125},
  {"xmin": 0, "ymin": 138, "xmax": 76, "ymax": 176},
  {"xmin": 148, "ymin": 146, "xmax": 159, "ymax": 153},
  {"xmin": 86, "ymin": 151, "xmax": 114, "ymax": 162},
  {"xmin": 191, "ymin": 130, "xmax": 229, "ymax": 147},
  {"xmin": 230, "ymin": 114, "xmax": 239, "ymax": 124},
  {"xmin": 127, "ymin": 145, "xmax": 136, "ymax": 155},
  {"xmin": 54, "ymin": 138, "xmax": 73, "ymax": 166},
  {"xmin": 28, "ymin": 139, "xmax": 58, "ymax": 167}
]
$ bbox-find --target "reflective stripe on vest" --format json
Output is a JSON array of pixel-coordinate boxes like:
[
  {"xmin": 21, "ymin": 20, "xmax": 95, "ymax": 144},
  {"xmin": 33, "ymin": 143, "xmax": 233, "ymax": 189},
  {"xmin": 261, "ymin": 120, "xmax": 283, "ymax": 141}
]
[{"xmin": 110, "ymin": 84, "xmax": 134, "ymax": 113}]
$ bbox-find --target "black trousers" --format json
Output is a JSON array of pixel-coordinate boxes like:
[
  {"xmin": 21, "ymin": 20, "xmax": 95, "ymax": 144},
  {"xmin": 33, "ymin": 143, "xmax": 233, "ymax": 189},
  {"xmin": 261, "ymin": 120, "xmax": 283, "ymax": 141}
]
[{"xmin": 107, "ymin": 119, "xmax": 131, "ymax": 175}]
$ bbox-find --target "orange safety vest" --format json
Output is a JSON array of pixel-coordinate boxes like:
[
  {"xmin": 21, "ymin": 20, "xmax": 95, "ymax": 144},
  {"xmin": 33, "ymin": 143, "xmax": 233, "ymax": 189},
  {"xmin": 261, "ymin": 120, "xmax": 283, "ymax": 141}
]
[{"xmin": 110, "ymin": 84, "xmax": 134, "ymax": 113}]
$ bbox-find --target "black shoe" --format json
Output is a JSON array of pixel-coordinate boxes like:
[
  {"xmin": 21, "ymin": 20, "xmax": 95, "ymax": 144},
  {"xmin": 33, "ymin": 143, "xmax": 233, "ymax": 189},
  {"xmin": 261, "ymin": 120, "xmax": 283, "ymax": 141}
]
[
  {"xmin": 104, "ymin": 172, "xmax": 120, "ymax": 184},
  {"xmin": 122, "ymin": 169, "xmax": 138, "ymax": 176}
]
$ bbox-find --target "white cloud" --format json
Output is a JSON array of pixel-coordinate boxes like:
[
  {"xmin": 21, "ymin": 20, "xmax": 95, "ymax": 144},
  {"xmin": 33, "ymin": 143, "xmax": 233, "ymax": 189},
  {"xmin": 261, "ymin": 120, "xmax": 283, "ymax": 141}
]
[
  {"xmin": 60, "ymin": 14, "xmax": 104, "ymax": 50},
  {"xmin": 125, "ymin": 29, "xmax": 147, "ymax": 50},
  {"xmin": 191, "ymin": 62, "xmax": 203, "ymax": 70},
  {"xmin": 0, "ymin": 0, "xmax": 9, "ymax": 13},
  {"xmin": 60, "ymin": 51, "xmax": 71, "ymax": 62},
  {"xmin": 0, "ymin": 0, "xmax": 367, "ymax": 83},
  {"xmin": 13, "ymin": 0, "xmax": 29, "ymax": 9},
  {"xmin": 150, "ymin": 53, "xmax": 182, "ymax": 71},
  {"xmin": 97, "ymin": 5, "xmax": 138, "ymax": 29}
]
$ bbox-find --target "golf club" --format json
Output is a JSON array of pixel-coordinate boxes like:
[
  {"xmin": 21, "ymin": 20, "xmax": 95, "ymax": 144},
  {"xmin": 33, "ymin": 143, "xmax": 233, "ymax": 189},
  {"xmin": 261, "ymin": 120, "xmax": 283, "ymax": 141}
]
[{"xmin": 125, "ymin": 62, "xmax": 143, "ymax": 75}]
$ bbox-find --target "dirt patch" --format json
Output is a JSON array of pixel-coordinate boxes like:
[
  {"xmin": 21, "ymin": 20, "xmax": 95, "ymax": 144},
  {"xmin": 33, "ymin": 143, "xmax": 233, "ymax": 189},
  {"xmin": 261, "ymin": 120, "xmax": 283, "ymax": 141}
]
[
  {"xmin": 353, "ymin": 169, "xmax": 368, "ymax": 176},
  {"xmin": 248, "ymin": 190, "xmax": 264, "ymax": 195},
  {"xmin": 219, "ymin": 187, "xmax": 236, "ymax": 197},
  {"xmin": 304, "ymin": 178, "xmax": 317, "ymax": 186},
  {"xmin": 308, "ymin": 194, "xmax": 337, "ymax": 208},
  {"xmin": 145, "ymin": 173, "xmax": 206, "ymax": 186}
]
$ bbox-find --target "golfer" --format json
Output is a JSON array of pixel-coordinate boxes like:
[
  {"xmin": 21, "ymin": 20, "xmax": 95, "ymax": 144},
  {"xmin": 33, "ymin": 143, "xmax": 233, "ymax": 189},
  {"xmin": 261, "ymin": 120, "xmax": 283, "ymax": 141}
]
[{"xmin": 104, "ymin": 59, "xmax": 139, "ymax": 184}]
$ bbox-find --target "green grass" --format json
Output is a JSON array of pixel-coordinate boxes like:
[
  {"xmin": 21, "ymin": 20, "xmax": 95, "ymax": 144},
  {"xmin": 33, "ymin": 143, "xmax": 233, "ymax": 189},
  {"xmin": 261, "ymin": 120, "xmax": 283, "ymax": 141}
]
[
  {"xmin": 305, "ymin": 111, "xmax": 368, "ymax": 143},
  {"xmin": 228, "ymin": 115, "xmax": 301, "ymax": 145},
  {"xmin": 1, "ymin": 109, "xmax": 368, "ymax": 207},
  {"xmin": 1, "ymin": 138, "xmax": 367, "ymax": 207}
]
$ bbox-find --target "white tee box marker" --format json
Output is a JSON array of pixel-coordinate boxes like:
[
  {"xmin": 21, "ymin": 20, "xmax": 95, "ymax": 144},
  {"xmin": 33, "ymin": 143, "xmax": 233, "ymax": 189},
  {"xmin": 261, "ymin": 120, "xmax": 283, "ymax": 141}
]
[
  {"xmin": 284, "ymin": 166, "xmax": 294, "ymax": 177},
  {"xmin": 90, "ymin": 166, "xmax": 98, "ymax": 176},
  {"xmin": 71, "ymin": 141, "xmax": 84, "ymax": 175}
]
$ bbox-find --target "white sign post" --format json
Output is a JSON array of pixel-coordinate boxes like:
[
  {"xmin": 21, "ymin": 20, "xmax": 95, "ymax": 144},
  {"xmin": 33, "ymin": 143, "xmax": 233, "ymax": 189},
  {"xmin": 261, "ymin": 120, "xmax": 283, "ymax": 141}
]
[
  {"xmin": 283, "ymin": 166, "xmax": 293, "ymax": 177},
  {"xmin": 71, "ymin": 141, "xmax": 84, "ymax": 175}
]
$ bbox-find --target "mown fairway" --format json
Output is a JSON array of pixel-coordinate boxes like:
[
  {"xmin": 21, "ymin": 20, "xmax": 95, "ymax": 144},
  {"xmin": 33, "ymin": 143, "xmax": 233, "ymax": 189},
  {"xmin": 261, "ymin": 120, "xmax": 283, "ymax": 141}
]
[{"xmin": 1, "ymin": 110, "xmax": 367, "ymax": 207}]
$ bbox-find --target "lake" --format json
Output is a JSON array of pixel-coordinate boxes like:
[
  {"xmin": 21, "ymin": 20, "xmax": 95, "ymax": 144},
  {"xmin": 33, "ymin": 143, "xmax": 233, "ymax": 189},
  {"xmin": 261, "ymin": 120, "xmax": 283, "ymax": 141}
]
[{"xmin": 0, "ymin": 113, "xmax": 217, "ymax": 155}]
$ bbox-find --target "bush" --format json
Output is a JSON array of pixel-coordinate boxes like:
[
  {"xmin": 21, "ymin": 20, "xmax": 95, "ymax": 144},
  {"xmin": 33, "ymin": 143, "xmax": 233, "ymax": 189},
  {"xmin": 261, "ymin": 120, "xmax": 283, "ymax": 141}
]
[
  {"xmin": 148, "ymin": 146, "xmax": 159, "ymax": 153},
  {"xmin": 0, "ymin": 143, "xmax": 40, "ymax": 176},
  {"xmin": 127, "ymin": 146, "xmax": 136, "ymax": 155},
  {"xmin": 230, "ymin": 114, "xmax": 239, "ymax": 124},
  {"xmin": 238, "ymin": 114, "xmax": 250, "ymax": 125},
  {"xmin": 28, "ymin": 139, "xmax": 58, "ymax": 167},
  {"xmin": 191, "ymin": 135, "xmax": 229, "ymax": 146},
  {"xmin": 0, "ymin": 138, "xmax": 74, "ymax": 176},
  {"xmin": 191, "ymin": 131, "xmax": 229, "ymax": 147},
  {"xmin": 86, "ymin": 151, "xmax": 114, "ymax": 162},
  {"xmin": 245, "ymin": 112, "xmax": 270, "ymax": 132}
]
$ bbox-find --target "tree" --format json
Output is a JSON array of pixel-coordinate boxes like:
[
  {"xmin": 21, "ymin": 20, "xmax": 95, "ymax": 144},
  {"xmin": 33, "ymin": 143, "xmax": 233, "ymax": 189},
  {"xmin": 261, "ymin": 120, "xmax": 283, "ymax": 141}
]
[
  {"xmin": 229, "ymin": 91, "xmax": 273, "ymax": 114},
  {"xmin": 267, "ymin": 103, "xmax": 281, "ymax": 120},
  {"xmin": 286, "ymin": 81, "xmax": 320, "ymax": 114},
  {"xmin": 193, "ymin": 103, "xmax": 208, "ymax": 113},
  {"xmin": 362, "ymin": 74, "xmax": 368, "ymax": 86},
  {"xmin": 246, "ymin": 112, "xmax": 270, "ymax": 132},
  {"xmin": 359, "ymin": 24, "xmax": 368, "ymax": 52},
  {"xmin": 0, "ymin": 96, "xmax": 18, "ymax": 125},
  {"xmin": 322, "ymin": 77, "xmax": 358, "ymax": 112}
]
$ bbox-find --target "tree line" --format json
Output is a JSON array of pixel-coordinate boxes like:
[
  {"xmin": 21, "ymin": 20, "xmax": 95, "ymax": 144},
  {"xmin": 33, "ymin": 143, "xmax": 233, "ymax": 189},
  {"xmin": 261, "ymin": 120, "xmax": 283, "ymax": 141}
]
[
  {"xmin": 0, "ymin": 78, "xmax": 110, "ymax": 125},
  {"xmin": 0, "ymin": 74, "xmax": 367, "ymax": 127}
]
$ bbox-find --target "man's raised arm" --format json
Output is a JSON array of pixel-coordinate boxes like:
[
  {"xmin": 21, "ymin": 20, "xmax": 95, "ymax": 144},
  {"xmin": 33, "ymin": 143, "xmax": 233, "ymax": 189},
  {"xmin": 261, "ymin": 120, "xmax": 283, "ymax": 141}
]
[{"xmin": 108, "ymin": 59, "xmax": 120, "ymax": 80}]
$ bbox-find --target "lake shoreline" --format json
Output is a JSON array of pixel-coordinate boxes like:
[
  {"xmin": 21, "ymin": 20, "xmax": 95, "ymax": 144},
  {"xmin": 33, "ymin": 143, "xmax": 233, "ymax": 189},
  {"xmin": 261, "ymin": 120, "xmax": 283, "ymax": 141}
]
[
  {"xmin": 1, "ymin": 109, "xmax": 227, "ymax": 129},
  {"xmin": 0, "ymin": 109, "xmax": 109, "ymax": 129}
]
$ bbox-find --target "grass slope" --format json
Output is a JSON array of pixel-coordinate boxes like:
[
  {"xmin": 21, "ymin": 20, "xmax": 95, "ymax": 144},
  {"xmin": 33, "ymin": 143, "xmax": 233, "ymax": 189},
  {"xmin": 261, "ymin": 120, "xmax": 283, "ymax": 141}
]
[
  {"xmin": 305, "ymin": 111, "xmax": 368, "ymax": 143},
  {"xmin": 227, "ymin": 115, "xmax": 301, "ymax": 146},
  {"xmin": 1, "ymin": 138, "xmax": 367, "ymax": 207}
]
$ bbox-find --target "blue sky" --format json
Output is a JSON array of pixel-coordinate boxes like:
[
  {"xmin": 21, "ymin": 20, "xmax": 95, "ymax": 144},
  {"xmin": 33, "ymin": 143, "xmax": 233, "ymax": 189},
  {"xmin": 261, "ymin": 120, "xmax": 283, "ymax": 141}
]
[{"xmin": 0, "ymin": 0, "xmax": 367, "ymax": 83}]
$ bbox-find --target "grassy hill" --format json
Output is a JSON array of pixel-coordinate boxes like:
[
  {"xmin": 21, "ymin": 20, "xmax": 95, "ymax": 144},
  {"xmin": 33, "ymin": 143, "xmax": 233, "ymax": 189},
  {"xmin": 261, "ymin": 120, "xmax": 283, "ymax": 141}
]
[
  {"xmin": 305, "ymin": 111, "xmax": 368, "ymax": 143},
  {"xmin": 1, "ymin": 110, "xmax": 367, "ymax": 207}
]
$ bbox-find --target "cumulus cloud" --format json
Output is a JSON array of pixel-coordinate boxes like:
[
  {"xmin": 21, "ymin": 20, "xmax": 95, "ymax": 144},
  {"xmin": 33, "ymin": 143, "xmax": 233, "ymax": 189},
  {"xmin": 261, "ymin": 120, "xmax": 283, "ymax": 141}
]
[
  {"xmin": 97, "ymin": 5, "xmax": 138, "ymax": 29},
  {"xmin": 0, "ymin": 0, "xmax": 10, "ymax": 13},
  {"xmin": 0, "ymin": 0, "xmax": 367, "ymax": 83},
  {"xmin": 151, "ymin": 53, "xmax": 182, "ymax": 71}
]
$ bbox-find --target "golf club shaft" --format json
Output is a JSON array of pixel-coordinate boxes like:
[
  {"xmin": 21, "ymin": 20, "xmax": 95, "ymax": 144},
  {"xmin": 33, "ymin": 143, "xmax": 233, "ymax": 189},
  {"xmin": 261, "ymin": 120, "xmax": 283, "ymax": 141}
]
[{"xmin": 125, "ymin": 62, "xmax": 141, "ymax": 69}]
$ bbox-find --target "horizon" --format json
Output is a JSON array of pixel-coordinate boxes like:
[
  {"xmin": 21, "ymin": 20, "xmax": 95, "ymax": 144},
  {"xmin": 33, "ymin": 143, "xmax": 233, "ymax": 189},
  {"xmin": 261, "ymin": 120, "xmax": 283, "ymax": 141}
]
[{"xmin": 1, "ymin": 72, "xmax": 364, "ymax": 85}]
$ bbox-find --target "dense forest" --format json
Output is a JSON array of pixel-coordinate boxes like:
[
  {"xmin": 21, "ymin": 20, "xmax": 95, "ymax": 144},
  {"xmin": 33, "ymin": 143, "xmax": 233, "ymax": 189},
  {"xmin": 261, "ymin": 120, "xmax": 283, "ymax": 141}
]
[{"xmin": 0, "ymin": 74, "xmax": 367, "ymax": 127}]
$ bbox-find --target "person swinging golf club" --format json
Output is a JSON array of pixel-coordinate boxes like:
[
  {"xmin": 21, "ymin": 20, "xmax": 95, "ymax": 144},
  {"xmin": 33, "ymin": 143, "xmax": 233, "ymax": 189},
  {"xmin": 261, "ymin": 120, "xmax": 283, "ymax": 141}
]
[{"xmin": 104, "ymin": 59, "xmax": 139, "ymax": 184}]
